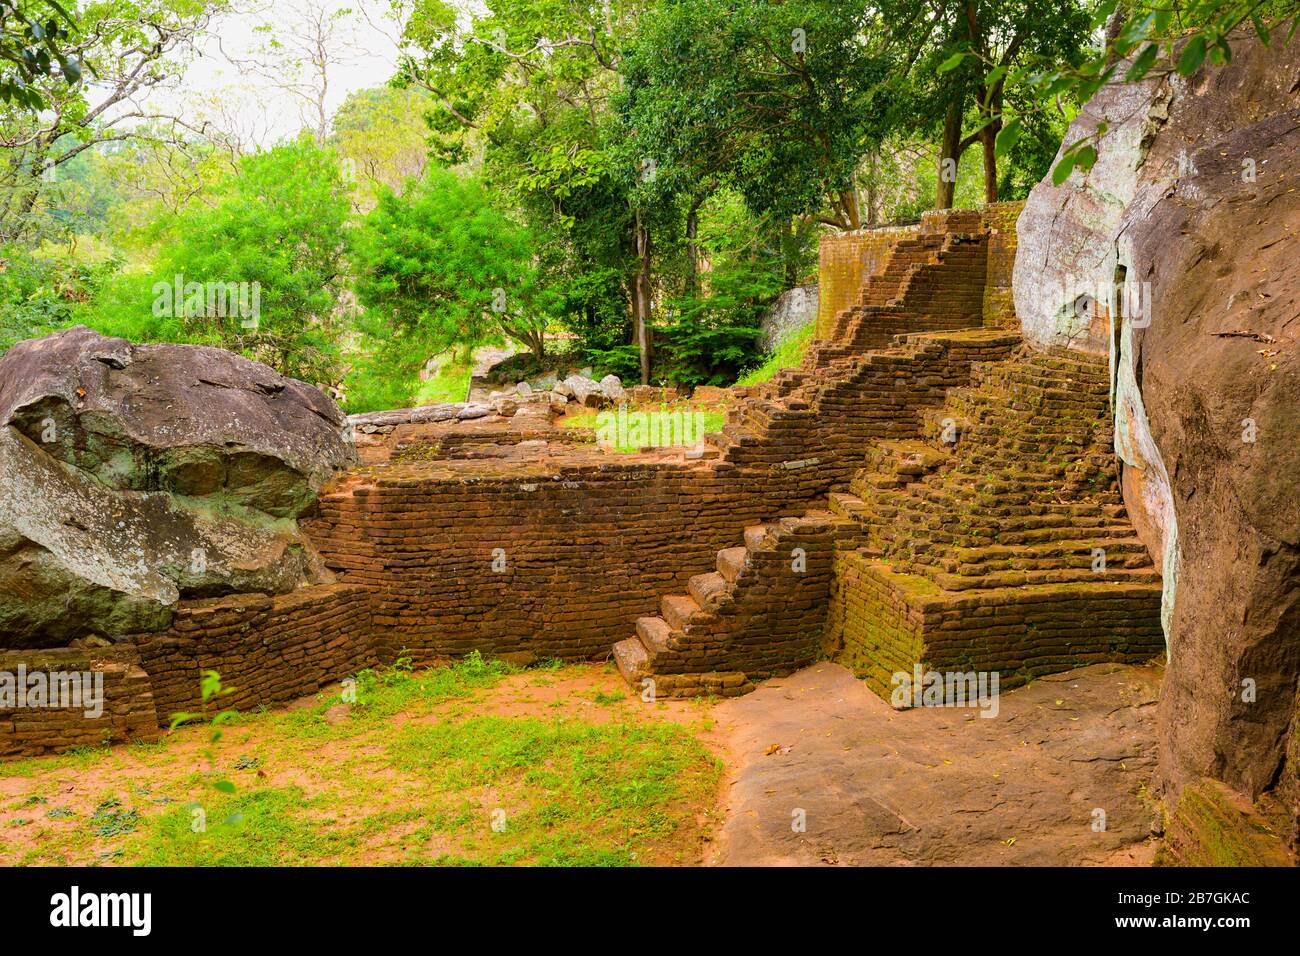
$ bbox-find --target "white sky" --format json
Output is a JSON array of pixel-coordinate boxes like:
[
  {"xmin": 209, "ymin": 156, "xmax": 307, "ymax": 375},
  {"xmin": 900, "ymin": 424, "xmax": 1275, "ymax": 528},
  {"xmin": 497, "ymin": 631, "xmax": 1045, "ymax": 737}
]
[{"xmin": 157, "ymin": 0, "xmax": 409, "ymax": 146}]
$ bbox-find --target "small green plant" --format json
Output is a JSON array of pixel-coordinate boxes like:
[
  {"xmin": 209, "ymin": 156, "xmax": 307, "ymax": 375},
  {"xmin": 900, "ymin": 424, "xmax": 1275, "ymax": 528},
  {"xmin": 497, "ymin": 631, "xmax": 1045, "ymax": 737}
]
[
  {"xmin": 90, "ymin": 799, "xmax": 139, "ymax": 838},
  {"xmin": 170, "ymin": 670, "xmax": 244, "ymax": 828}
]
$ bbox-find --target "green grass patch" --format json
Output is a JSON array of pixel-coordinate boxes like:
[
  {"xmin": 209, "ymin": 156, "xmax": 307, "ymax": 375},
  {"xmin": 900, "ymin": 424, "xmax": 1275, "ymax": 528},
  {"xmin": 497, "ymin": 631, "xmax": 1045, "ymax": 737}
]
[
  {"xmin": 561, "ymin": 407, "xmax": 727, "ymax": 453},
  {"xmin": 413, "ymin": 359, "xmax": 473, "ymax": 405},
  {"xmin": 736, "ymin": 319, "xmax": 814, "ymax": 386},
  {"xmin": 6, "ymin": 656, "xmax": 721, "ymax": 867},
  {"xmin": 386, "ymin": 715, "xmax": 720, "ymax": 865}
]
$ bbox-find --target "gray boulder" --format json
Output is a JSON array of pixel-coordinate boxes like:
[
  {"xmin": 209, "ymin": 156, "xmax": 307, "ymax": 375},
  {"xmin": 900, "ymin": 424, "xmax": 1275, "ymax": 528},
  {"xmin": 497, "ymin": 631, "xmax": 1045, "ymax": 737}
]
[
  {"xmin": 562, "ymin": 375, "xmax": 604, "ymax": 408},
  {"xmin": 599, "ymin": 375, "xmax": 626, "ymax": 403},
  {"xmin": 0, "ymin": 326, "xmax": 354, "ymax": 519},
  {"xmin": 0, "ymin": 327, "xmax": 354, "ymax": 648}
]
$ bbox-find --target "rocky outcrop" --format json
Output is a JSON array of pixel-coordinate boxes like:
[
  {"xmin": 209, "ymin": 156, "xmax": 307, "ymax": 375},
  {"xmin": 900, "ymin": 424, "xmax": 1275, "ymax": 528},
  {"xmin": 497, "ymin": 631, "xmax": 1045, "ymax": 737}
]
[
  {"xmin": 1014, "ymin": 34, "xmax": 1300, "ymax": 823},
  {"xmin": 758, "ymin": 283, "xmax": 817, "ymax": 352},
  {"xmin": 0, "ymin": 326, "xmax": 355, "ymax": 648}
]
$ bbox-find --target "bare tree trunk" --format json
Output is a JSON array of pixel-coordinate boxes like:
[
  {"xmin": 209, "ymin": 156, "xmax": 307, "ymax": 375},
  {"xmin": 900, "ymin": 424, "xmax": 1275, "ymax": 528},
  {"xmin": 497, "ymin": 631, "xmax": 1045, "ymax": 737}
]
[
  {"xmin": 1104, "ymin": 4, "xmax": 1130, "ymax": 66},
  {"xmin": 980, "ymin": 118, "xmax": 1000, "ymax": 203},
  {"xmin": 633, "ymin": 208, "xmax": 653, "ymax": 385},
  {"xmin": 839, "ymin": 189, "xmax": 862, "ymax": 230},
  {"xmin": 865, "ymin": 151, "xmax": 879, "ymax": 225},
  {"xmin": 685, "ymin": 202, "xmax": 701, "ymax": 296},
  {"xmin": 936, "ymin": 98, "xmax": 962, "ymax": 209}
]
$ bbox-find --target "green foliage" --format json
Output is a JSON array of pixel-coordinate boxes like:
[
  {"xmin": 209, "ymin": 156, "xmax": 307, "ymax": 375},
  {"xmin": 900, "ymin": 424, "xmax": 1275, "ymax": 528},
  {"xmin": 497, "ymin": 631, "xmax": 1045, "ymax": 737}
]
[
  {"xmin": 87, "ymin": 136, "xmax": 351, "ymax": 386},
  {"xmin": 736, "ymin": 318, "xmax": 815, "ymax": 387},
  {"xmin": 331, "ymin": 84, "xmax": 432, "ymax": 201},
  {"xmin": 660, "ymin": 267, "xmax": 770, "ymax": 387},
  {"xmin": 350, "ymin": 166, "xmax": 554, "ymax": 408},
  {"xmin": 0, "ymin": 242, "xmax": 116, "ymax": 352},
  {"xmin": 0, "ymin": 0, "xmax": 81, "ymax": 110},
  {"xmin": 618, "ymin": 0, "xmax": 896, "ymax": 229}
]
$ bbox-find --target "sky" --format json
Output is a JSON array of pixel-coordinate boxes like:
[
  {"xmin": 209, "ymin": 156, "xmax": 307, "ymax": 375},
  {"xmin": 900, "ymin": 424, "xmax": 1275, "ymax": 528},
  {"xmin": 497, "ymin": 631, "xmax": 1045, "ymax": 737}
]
[{"xmin": 154, "ymin": 0, "xmax": 409, "ymax": 147}]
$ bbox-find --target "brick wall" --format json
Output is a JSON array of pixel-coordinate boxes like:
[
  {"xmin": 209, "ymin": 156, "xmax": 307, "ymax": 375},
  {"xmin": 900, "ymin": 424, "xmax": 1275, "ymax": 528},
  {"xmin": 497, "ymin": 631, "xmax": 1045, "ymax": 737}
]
[
  {"xmin": 0, "ymin": 647, "xmax": 159, "ymax": 757},
  {"xmin": 306, "ymin": 332, "xmax": 1020, "ymax": 666},
  {"xmin": 981, "ymin": 201, "xmax": 1024, "ymax": 328},
  {"xmin": 136, "ymin": 583, "xmax": 375, "ymax": 726},
  {"xmin": 817, "ymin": 225, "xmax": 919, "ymax": 339},
  {"xmin": 817, "ymin": 202, "xmax": 1025, "ymax": 343},
  {"xmin": 832, "ymin": 556, "xmax": 1165, "ymax": 699}
]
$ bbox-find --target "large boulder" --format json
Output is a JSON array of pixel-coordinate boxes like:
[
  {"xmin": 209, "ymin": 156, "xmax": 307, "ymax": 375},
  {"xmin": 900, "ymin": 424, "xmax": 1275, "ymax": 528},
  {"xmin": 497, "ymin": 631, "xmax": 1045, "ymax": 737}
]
[
  {"xmin": 758, "ymin": 283, "xmax": 818, "ymax": 352},
  {"xmin": 0, "ymin": 326, "xmax": 352, "ymax": 517},
  {"xmin": 0, "ymin": 327, "xmax": 356, "ymax": 648},
  {"xmin": 1014, "ymin": 34, "xmax": 1300, "ymax": 811}
]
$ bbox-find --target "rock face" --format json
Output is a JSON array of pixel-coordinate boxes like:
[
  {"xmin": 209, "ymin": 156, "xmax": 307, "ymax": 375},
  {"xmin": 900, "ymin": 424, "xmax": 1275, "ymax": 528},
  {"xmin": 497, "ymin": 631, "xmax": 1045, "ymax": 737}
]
[
  {"xmin": 1014, "ymin": 35, "xmax": 1300, "ymax": 811},
  {"xmin": 758, "ymin": 283, "xmax": 818, "ymax": 353},
  {"xmin": 0, "ymin": 326, "xmax": 355, "ymax": 648}
]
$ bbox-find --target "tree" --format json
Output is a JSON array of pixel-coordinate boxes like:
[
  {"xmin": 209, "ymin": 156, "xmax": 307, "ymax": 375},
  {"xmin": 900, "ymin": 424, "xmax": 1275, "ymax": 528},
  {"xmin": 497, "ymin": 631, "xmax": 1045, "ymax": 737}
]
[
  {"xmin": 89, "ymin": 135, "xmax": 352, "ymax": 385},
  {"xmin": 0, "ymin": 0, "xmax": 222, "ymax": 243},
  {"xmin": 330, "ymin": 84, "xmax": 432, "ymax": 203},
  {"xmin": 1, "ymin": 0, "xmax": 81, "ymax": 109},
  {"xmin": 395, "ymin": 0, "xmax": 656, "ymax": 380},
  {"xmin": 618, "ymin": 0, "xmax": 902, "ymax": 231},
  {"xmin": 928, "ymin": 0, "xmax": 1092, "ymax": 206},
  {"xmin": 352, "ymin": 166, "xmax": 553, "ymax": 375},
  {"xmin": 219, "ymin": 0, "xmax": 365, "ymax": 143}
]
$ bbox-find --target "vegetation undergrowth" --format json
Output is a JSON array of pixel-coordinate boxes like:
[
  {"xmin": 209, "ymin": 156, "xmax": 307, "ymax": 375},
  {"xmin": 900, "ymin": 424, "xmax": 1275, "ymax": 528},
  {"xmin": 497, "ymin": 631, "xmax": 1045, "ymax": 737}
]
[
  {"xmin": 0, "ymin": 654, "xmax": 721, "ymax": 867},
  {"xmin": 736, "ymin": 320, "xmax": 816, "ymax": 386}
]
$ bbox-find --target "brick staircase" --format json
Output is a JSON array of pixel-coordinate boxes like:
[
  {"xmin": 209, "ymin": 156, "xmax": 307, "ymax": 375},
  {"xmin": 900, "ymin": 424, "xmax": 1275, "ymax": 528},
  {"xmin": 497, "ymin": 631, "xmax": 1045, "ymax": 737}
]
[
  {"xmin": 612, "ymin": 505, "xmax": 860, "ymax": 698},
  {"xmin": 830, "ymin": 346, "xmax": 1165, "ymax": 697},
  {"xmin": 612, "ymin": 209, "xmax": 1162, "ymax": 701}
]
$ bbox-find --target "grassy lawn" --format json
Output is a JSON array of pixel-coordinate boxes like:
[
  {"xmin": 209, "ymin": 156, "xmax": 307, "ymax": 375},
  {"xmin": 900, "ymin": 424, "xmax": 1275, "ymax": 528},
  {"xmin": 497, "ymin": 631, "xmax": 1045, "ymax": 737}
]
[
  {"xmin": 413, "ymin": 359, "xmax": 473, "ymax": 405},
  {"xmin": 562, "ymin": 407, "xmax": 728, "ymax": 453},
  {"xmin": 0, "ymin": 656, "xmax": 723, "ymax": 867}
]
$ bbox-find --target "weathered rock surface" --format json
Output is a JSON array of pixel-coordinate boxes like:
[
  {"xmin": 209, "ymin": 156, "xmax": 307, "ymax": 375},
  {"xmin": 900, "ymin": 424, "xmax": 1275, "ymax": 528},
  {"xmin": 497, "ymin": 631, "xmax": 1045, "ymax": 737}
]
[
  {"xmin": 711, "ymin": 662, "xmax": 1162, "ymax": 866},
  {"xmin": 0, "ymin": 327, "xmax": 354, "ymax": 648},
  {"xmin": 1014, "ymin": 34, "xmax": 1300, "ymax": 817},
  {"xmin": 758, "ymin": 282, "xmax": 818, "ymax": 352},
  {"xmin": 560, "ymin": 374, "xmax": 604, "ymax": 408},
  {"xmin": 598, "ymin": 374, "xmax": 625, "ymax": 403},
  {"xmin": 0, "ymin": 326, "xmax": 353, "ymax": 518}
]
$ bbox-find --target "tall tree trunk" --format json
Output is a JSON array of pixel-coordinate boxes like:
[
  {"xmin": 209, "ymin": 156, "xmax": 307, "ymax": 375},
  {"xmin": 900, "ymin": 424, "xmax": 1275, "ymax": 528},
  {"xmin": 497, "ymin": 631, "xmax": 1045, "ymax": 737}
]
[
  {"xmin": 865, "ymin": 151, "xmax": 879, "ymax": 225},
  {"xmin": 685, "ymin": 203, "xmax": 700, "ymax": 296},
  {"xmin": 980, "ymin": 117, "xmax": 1000, "ymax": 203},
  {"xmin": 633, "ymin": 208, "xmax": 653, "ymax": 385},
  {"xmin": 936, "ymin": 98, "xmax": 962, "ymax": 209},
  {"xmin": 1104, "ymin": 4, "xmax": 1129, "ymax": 66},
  {"xmin": 783, "ymin": 218, "xmax": 799, "ymax": 289},
  {"xmin": 839, "ymin": 189, "xmax": 862, "ymax": 230}
]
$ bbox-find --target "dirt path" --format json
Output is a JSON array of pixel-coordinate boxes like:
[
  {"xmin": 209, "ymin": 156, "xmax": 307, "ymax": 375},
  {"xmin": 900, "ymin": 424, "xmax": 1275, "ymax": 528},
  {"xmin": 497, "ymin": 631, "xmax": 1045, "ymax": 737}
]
[{"xmin": 707, "ymin": 661, "xmax": 1162, "ymax": 866}]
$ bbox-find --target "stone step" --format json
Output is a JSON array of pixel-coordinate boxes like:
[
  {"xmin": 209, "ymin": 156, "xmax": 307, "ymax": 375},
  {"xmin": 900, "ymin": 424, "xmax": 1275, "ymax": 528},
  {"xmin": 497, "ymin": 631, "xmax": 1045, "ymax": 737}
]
[
  {"xmin": 926, "ymin": 565, "xmax": 1163, "ymax": 592},
  {"xmin": 689, "ymin": 571, "xmax": 729, "ymax": 606},
  {"xmin": 717, "ymin": 546, "xmax": 749, "ymax": 583},
  {"xmin": 613, "ymin": 638, "xmax": 649, "ymax": 684},
  {"xmin": 743, "ymin": 524, "xmax": 770, "ymax": 551},
  {"xmin": 661, "ymin": 594, "xmax": 700, "ymax": 631},
  {"xmin": 635, "ymin": 616, "xmax": 673, "ymax": 655},
  {"xmin": 945, "ymin": 537, "xmax": 1150, "ymax": 567}
]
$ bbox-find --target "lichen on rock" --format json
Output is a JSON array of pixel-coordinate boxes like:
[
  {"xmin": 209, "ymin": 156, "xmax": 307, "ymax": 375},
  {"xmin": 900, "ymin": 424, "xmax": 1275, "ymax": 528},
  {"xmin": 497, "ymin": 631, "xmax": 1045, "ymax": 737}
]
[{"xmin": 0, "ymin": 326, "xmax": 356, "ymax": 649}]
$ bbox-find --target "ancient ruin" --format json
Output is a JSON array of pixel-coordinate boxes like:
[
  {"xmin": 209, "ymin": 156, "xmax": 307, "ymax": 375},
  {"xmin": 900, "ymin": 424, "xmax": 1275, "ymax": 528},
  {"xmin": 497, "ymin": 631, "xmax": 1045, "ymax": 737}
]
[{"xmin": 1, "ymin": 36, "xmax": 1296, "ymax": 871}]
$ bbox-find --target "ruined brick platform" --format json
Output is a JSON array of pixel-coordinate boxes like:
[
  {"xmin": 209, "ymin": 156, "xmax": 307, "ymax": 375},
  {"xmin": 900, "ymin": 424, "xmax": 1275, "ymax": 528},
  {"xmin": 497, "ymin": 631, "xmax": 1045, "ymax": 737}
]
[{"xmin": 1, "ymin": 201, "xmax": 1164, "ymax": 755}]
